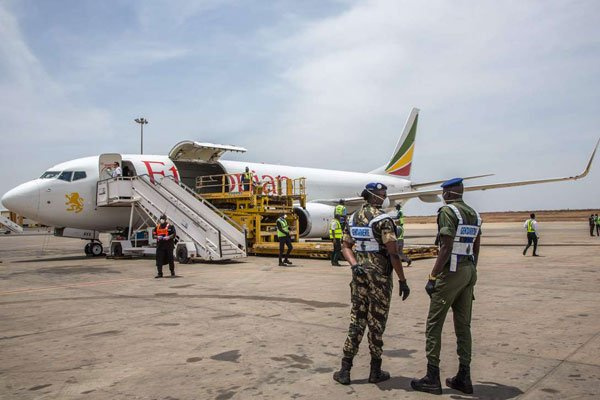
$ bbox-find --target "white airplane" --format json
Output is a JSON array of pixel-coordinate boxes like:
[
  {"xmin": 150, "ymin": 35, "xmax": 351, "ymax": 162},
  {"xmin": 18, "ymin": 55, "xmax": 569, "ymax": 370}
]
[{"xmin": 1, "ymin": 108, "xmax": 598, "ymax": 255}]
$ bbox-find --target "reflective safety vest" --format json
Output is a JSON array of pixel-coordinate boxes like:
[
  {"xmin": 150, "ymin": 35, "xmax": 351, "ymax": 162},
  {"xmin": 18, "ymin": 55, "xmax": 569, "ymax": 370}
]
[
  {"xmin": 243, "ymin": 171, "xmax": 253, "ymax": 183},
  {"xmin": 329, "ymin": 219, "xmax": 343, "ymax": 239},
  {"xmin": 156, "ymin": 224, "xmax": 170, "ymax": 237},
  {"xmin": 526, "ymin": 219, "xmax": 536, "ymax": 233},
  {"xmin": 348, "ymin": 213, "xmax": 395, "ymax": 253},
  {"xmin": 445, "ymin": 204, "xmax": 482, "ymax": 272},
  {"xmin": 276, "ymin": 217, "xmax": 289, "ymax": 238},
  {"xmin": 596, "ymin": 216, "xmax": 600, "ymax": 226},
  {"xmin": 335, "ymin": 205, "xmax": 347, "ymax": 217}
]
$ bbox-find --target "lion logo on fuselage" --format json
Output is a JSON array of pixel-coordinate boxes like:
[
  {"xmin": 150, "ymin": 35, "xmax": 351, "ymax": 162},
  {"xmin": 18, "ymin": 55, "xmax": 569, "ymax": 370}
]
[{"xmin": 65, "ymin": 192, "xmax": 84, "ymax": 213}]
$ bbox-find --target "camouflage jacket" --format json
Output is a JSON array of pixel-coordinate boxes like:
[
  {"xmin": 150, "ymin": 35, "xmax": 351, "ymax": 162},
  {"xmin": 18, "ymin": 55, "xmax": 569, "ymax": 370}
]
[{"xmin": 343, "ymin": 203, "xmax": 397, "ymax": 274}]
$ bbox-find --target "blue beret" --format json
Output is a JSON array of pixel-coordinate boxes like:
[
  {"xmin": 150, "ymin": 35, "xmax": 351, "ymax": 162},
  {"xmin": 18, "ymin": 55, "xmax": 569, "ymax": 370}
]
[
  {"xmin": 365, "ymin": 182, "xmax": 387, "ymax": 190},
  {"xmin": 440, "ymin": 177, "xmax": 463, "ymax": 188}
]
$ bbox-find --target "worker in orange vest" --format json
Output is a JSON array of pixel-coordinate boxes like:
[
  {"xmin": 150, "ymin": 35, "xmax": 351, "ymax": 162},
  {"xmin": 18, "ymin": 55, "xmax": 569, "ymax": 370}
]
[{"xmin": 154, "ymin": 214, "xmax": 176, "ymax": 278}]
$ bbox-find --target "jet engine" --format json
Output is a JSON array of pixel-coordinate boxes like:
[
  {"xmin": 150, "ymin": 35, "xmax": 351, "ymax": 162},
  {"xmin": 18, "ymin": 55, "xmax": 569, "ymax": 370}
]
[{"xmin": 294, "ymin": 203, "xmax": 336, "ymax": 239}]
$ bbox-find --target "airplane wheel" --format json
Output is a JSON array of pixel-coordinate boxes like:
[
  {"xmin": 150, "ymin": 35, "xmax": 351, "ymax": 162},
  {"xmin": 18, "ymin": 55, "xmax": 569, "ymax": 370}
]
[
  {"xmin": 90, "ymin": 242, "xmax": 103, "ymax": 257},
  {"xmin": 112, "ymin": 243, "xmax": 123, "ymax": 257},
  {"xmin": 176, "ymin": 246, "xmax": 190, "ymax": 264},
  {"xmin": 84, "ymin": 242, "xmax": 92, "ymax": 255}
]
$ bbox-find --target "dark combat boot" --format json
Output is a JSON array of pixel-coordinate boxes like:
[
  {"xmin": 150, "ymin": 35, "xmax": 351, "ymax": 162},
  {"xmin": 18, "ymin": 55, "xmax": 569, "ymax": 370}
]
[
  {"xmin": 368, "ymin": 357, "xmax": 390, "ymax": 383},
  {"xmin": 333, "ymin": 357, "xmax": 353, "ymax": 385},
  {"xmin": 411, "ymin": 364, "xmax": 442, "ymax": 395},
  {"xmin": 446, "ymin": 364, "xmax": 473, "ymax": 394}
]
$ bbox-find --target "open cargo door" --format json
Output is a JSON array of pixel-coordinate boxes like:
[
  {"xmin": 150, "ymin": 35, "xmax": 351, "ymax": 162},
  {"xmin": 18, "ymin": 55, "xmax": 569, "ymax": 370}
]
[{"xmin": 169, "ymin": 141, "xmax": 246, "ymax": 163}]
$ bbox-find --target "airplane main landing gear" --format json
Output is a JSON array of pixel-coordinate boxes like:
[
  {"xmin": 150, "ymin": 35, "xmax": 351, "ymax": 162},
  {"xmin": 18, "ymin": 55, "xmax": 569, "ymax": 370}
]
[{"xmin": 84, "ymin": 241, "xmax": 104, "ymax": 257}]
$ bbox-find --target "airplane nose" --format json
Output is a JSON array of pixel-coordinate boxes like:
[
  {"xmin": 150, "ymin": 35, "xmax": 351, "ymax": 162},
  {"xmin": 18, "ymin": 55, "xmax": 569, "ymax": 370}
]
[{"xmin": 1, "ymin": 181, "xmax": 40, "ymax": 219}]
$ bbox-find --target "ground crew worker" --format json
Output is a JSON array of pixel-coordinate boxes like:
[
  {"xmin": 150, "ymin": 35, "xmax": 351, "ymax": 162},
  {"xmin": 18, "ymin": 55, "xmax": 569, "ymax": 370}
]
[
  {"xmin": 522, "ymin": 213, "xmax": 539, "ymax": 256},
  {"xmin": 276, "ymin": 213, "xmax": 293, "ymax": 266},
  {"xmin": 333, "ymin": 182, "xmax": 410, "ymax": 386},
  {"xmin": 153, "ymin": 214, "xmax": 176, "ymax": 278},
  {"xmin": 335, "ymin": 199, "xmax": 348, "ymax": 229},
  {"xmin": 595, "ymin": 213, "xmax": 600, "ymax": 236},
  {"xmin": 395, "ymin": 203, "xmax": 412, "ymax": 267},
  {"xmin": 589, "ymin": 214, "xmax": 596, "ymax": 237},
  {"xmin": 329, "ymin": 215, "xmax": 343, "ymax": 266},
  {"xmin": 411, "ymin": 178, "xmax": 481, "ymax": 395},
  {"xmin": 242, "ymin": 167, "xmax": 253, "ymax": 192}
]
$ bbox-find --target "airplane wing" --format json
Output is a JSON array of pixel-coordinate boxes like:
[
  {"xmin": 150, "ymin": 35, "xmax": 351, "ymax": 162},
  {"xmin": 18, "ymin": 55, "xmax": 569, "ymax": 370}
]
[
  {"xmin": 313, "ymin": 138, "xmax": 598, "ymax": 206},
  {"xmin": 411, "ymin": 173, "xmax": 495, "ymax": 189}
]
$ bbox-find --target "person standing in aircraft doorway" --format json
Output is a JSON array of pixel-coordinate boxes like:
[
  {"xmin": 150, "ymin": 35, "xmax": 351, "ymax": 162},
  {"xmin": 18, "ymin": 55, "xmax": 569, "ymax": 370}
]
[
  {"xmin": 154, "ymin": 214, "xmax": 176, "ymax": 278},
  {"xmin": 111, "ymin": 162, "xmax": 122, "ymax": 178}
]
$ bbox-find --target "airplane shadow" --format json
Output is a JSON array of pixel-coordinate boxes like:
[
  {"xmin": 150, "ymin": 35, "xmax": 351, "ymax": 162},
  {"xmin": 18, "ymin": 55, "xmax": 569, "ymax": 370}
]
[
  {"xmin": 352, "ymin": 376, "xmax": 523, "ymax": 399},
  {"xmin": 15, "ymin": 255, "xmax": 93, "ymax": 263}
]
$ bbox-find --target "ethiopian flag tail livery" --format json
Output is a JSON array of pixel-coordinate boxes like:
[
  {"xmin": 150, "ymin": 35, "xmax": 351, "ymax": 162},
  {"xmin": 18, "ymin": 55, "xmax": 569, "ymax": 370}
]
[{"xmin": 370, "ymin": 107, "xmax": 419, "ymax": 180}]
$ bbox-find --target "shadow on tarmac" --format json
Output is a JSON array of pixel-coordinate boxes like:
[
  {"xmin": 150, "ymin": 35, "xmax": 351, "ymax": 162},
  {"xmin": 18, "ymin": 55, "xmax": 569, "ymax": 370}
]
[{"xmin": 351, "ymin": 376, "xmax": 523, "ymax": 399}]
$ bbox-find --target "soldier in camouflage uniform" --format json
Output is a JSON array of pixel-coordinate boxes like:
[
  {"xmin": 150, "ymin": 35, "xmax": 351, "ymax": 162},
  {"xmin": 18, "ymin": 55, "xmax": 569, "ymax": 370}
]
[
  {"xmin": 333, "ymin": 182, "xmax": 411, "ymax": 385},
  {"xmin": 411, "ymin": 178, "xmax": 481, "ymax": 395}
]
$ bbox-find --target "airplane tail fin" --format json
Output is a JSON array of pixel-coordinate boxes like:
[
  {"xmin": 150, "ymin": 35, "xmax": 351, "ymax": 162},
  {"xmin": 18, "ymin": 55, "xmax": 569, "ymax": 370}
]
[{"xmin": 370, "ymin": 107, "xmax": 419, "ymax": 179}]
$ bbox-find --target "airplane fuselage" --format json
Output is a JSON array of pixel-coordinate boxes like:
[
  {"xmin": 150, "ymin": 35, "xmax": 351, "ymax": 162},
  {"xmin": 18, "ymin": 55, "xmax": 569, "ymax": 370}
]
[{"xmin": 2, "ymin": 154, "xmax": 411, "ymax": 232}]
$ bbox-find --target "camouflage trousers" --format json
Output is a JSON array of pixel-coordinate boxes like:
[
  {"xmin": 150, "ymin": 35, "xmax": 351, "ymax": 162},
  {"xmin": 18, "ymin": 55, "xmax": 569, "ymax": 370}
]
[{"xmin": 342, "ymin": 268, "xmax": 393, "ymax": 359}]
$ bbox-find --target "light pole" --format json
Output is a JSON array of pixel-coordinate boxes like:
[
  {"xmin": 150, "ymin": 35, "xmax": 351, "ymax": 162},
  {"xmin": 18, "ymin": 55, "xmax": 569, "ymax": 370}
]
[{"xmin": 134, "ymin": 117, "xmax": 148, "ymax": 154}]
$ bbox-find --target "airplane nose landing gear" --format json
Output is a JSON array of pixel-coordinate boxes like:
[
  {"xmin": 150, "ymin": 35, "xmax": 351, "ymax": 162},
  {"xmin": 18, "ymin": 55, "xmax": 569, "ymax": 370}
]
[{"xmin": 84, "ymin": 241, "xmax": 104, "ymax": 257}]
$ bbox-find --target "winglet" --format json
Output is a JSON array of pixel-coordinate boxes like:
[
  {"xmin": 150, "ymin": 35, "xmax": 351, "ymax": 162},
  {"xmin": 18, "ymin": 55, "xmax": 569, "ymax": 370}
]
[{"xmin": 577, "ymin": 137, "xmax": 599, "ymax": 179}]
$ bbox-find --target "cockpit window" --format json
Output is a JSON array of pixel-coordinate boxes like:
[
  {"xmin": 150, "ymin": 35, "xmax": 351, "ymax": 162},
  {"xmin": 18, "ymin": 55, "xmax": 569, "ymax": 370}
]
[
  {"xmin": 40, "ymin": 171, "xmax": 60, "ymax": 179},
  {"xmin": 73, "ymin": 171, "xmax": 87, "ymax": 181},
  {"xmin": 58, "ymin": 171, "xmax": 73, "ymax": 182}
]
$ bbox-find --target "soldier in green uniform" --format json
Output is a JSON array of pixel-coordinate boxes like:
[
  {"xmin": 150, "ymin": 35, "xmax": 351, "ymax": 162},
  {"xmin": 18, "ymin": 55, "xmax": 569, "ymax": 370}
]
[
  {"xmin": 333, "ymin": 182, "xmax": 411, "ymax": 385},
  {"xmin": 411, "ymin": 178, "xmax": 481, "ymax": 395},
  {"xmin": 395, "ymin": 203, "xmax": 412, "ymax": 267}
]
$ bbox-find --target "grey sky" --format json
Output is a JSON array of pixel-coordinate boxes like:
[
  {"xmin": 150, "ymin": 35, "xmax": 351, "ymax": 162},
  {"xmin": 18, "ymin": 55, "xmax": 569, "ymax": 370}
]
[{"xmin": 1, "ymin": 0, "xmax": 599, "ymax": 215}]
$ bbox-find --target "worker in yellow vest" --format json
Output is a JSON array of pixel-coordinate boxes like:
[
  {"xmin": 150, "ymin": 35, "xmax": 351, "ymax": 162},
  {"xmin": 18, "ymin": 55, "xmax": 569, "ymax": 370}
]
[
  {"xmin": 335, "ymin": 200, "xmax": 347, "ymax": 229},
  {"xmin": 595, "ymin": 213, "xmax": 600, "ymax": 236},
  {"xmin": 329, "ymin": 215, "xmax": 343, "ymax": 266},
  {"xmin": 277, "ymin": 213, "xmax": 293, "ymax": 266},
  {"xmin": 522, "ymin": 213, "xmax": 539, "ymax": 256},
  {"xmin": 242, "ymin": 167, "xmax": 253, "ymax": 192}
]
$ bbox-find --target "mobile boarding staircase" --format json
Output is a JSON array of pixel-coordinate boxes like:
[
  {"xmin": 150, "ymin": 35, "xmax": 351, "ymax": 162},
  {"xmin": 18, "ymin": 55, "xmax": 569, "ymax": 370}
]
[{"xmin": 97, "ymin": 175, "xmax": 247, "ymax": 262}]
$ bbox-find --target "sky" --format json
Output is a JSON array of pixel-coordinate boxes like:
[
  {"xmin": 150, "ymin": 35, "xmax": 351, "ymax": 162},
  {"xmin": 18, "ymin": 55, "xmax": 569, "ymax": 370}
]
[{"xmin": 1, "ymin": 0, "xmax": 599, "ymax": 215}]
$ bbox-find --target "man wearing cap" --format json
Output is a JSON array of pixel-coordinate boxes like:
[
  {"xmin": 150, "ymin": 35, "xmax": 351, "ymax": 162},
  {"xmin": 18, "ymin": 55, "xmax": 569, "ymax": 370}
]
[
  {"xmin": 153, "ymin": 214, "xmax": 177, "ymax": 278},
  {"xmin": 333, "ymin": 182, "xmax": 410, "ymax": 386},
  {"xmin": 411, "ymin": 178, "xmax": 481, "ymax": 395}
]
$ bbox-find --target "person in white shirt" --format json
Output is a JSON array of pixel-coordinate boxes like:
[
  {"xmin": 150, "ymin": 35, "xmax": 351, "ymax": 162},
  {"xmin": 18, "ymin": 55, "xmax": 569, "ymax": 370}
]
[
  {"xmin": 522, "ymin": 213, "xmax": 539, "ymax": 256},
  {"xmin": 111, "ymin": 162, "xmax": 122, "ymax": 178}
]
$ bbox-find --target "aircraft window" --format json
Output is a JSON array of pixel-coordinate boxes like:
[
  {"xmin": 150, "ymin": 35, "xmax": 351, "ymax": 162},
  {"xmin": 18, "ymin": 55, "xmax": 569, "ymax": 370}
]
[
  {"xmin": 40, "ymin": 171, "xmax": 60, "ymax": 179},
  {"xmin": 73, "ymin": 171, "xmax": 87, "ymax": 181},
  {"xmin": 58, "ymin": 171, "xmax": 73, "ymax": 182}
]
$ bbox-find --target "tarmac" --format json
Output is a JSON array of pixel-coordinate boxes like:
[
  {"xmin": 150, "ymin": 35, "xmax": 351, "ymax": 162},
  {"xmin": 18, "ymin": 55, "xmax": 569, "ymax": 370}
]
[{"xmin": 0, "ymin": 222, "xmax": 598, "ymax": 399}]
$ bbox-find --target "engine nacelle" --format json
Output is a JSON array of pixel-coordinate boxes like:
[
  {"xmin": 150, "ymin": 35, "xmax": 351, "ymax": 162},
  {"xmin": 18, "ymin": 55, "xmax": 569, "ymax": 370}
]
[{"xmin": 294, "ymin": 203, "xmax": 336, "ymax": 239}]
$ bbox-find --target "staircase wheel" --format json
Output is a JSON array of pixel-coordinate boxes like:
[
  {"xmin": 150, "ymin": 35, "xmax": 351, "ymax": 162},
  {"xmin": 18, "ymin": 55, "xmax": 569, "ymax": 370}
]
[
  {"xmin": 177, "ymin": 245, "xmax": 191, "ymax": 264},
  {"xmin": 112, "ymin": 242, "xmax": 123, "ymax": 257}
]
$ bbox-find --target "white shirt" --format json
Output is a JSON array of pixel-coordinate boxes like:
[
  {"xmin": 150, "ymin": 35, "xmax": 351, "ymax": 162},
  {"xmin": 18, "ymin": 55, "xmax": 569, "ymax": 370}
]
[
  {"xmin": 111, "ymin": 167, "xmax": 122, "ymax": 178},
  {"xmin": 523, "ymin": 219, "xmax": 538, "ymax": 232}
]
